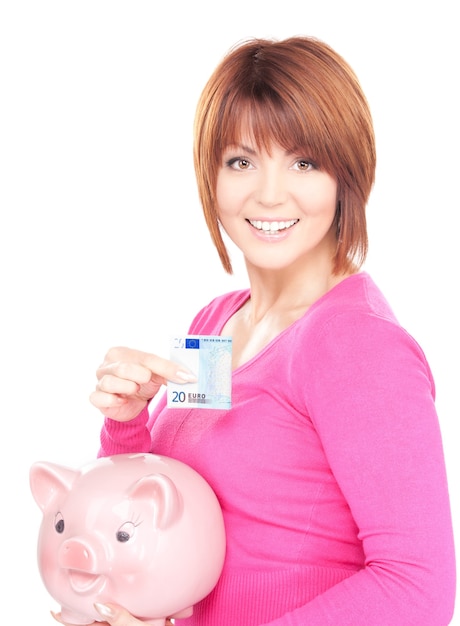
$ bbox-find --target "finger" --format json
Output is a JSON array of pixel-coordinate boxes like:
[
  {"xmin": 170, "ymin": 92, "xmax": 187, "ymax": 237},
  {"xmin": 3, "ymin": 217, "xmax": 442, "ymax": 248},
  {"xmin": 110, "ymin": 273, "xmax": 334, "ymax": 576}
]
[
  {"xmin": 98, "ymin": 349, "xmax": 196, "ymax": 385},
  {"xmin": 96, "ymin": 361, "xmax": 154, "ymax": 384},
  {"xmin": 94, "ymin": 602, "xmax": 146, "ymax": 625},
  {"xmin": 139, "ymin": 352, "xmax": 197, "ymax": 384},
  {"xmin": 97, "ymin": 373, "xmax": 146, "ymax": 396},
  {"xmin": 89, "ymin": 389, "xmax": 127, "ymax": 410},
  {"xmin": 50, "ymin": 611, "xmax": 103, "ymax": 626}
]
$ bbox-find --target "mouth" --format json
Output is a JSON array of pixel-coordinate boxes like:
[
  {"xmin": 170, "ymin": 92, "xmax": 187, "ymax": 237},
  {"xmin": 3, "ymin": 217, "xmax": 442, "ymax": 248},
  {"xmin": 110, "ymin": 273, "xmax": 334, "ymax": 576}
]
[
  {"xmin": 247, "ymin": 219, "xmax": 299, "ymax": 234},
  {"xmin": 68, "ymin": 569, "xmax": 104, "ymax": 594}
]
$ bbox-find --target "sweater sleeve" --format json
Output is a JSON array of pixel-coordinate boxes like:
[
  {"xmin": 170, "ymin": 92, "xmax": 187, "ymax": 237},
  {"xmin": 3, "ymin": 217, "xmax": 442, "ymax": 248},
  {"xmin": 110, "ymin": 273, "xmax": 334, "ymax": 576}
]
[
  {"xmin": 98, "ymin": 405, "xmax": 152, "ymax": 457},
  {"xmin": 264, "ymin": 312, "xmax": 456, "ymax": 625}
]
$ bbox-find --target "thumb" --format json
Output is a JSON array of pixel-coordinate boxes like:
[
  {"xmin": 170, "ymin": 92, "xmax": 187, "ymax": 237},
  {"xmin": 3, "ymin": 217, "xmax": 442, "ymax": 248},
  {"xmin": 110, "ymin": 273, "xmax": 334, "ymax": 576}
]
[{"xmin": 94, "ymin": 603, "xmax": 140, "ymax": 625}]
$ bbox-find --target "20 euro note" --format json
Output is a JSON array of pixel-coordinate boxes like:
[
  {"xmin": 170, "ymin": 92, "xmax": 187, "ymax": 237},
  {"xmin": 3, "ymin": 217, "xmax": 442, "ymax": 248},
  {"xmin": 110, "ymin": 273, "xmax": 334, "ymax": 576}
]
[{"xmin": 167, "ymin": 335, "xmax": 232, "ymax": 409}]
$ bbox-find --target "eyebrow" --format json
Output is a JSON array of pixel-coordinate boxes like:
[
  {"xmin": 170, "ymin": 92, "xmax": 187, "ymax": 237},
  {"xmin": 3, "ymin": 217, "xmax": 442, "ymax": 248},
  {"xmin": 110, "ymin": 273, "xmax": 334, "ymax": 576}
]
[
  {"xmin": 225, "ymin": 143, "xmax": 298, "ymax": 158},
  {"xmin": 224, "ymin": 143, "xmax": 258, "ymax": 155}
]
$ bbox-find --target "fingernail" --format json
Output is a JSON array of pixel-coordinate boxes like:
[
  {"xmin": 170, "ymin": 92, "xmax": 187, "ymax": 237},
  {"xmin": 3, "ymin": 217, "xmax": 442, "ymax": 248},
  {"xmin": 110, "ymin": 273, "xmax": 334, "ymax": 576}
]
[
  {"xmin": 50, "ymin": 612, "xmax": 63, "ymax": 624},
  {"xmin": 94, "ymin": 602, "xmax": 116, "ymax": 619},
  {"xmin": 176, "ymin": 370, "xmax": 197, "ymax": 382}
]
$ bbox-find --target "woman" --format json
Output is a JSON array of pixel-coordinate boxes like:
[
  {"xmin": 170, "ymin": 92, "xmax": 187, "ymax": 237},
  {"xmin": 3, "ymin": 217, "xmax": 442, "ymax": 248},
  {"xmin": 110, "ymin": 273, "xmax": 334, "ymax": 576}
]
[{"xmin": 60, "ymin": 37, "xmax": 456, "ymax": 625}]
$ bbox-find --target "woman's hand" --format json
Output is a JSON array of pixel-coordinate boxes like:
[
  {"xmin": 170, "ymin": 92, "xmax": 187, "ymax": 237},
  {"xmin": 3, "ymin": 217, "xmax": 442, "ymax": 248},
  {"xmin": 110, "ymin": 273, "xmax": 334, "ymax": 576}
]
[
  {"xmin": 52, "ymin": 602, "xmax": 175, "ymax": 625},
  {"xmin": 90, "ymin": 346, "xmax": 196, "ymax": 422}
]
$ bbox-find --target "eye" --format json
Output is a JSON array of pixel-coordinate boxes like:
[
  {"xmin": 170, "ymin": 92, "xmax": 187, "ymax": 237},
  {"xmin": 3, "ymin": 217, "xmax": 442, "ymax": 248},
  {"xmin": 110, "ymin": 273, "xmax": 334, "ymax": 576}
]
[
  {"xmin": 226, "ymin": 157, "xmax": 253, "ymax": 171},
  {"xmin": 116, "ymin": 521, "xmax": 136, "ymax": 543},
  {"xmin": 54, "ymin": 512, "xmax": 65, "ymax": 534},
  {"xmin": 294, "ymin": 159, "xmax": 315, "ymax": 171}
]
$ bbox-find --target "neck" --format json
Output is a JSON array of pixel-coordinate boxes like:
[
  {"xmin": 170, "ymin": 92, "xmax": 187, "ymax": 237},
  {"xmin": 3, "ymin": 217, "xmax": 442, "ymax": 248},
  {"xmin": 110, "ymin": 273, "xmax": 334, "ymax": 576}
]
[{"xmin": 244, "ymin": 257, "xmax": 350, "ymax": 324}]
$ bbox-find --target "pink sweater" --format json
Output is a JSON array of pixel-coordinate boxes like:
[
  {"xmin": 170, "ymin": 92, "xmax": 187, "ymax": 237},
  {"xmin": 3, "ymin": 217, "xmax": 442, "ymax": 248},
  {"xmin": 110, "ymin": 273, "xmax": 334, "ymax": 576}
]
[{"xmin": 99, "ymin": 273, "xmax": 456, "ymax": 625}]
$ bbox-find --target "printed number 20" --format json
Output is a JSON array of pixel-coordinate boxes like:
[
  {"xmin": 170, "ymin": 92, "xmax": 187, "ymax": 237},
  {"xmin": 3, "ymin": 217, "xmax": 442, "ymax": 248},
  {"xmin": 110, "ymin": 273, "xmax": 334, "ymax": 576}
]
[{"xmin": 172, "ymin": 391, "xmax": 186, "ymax": 403}]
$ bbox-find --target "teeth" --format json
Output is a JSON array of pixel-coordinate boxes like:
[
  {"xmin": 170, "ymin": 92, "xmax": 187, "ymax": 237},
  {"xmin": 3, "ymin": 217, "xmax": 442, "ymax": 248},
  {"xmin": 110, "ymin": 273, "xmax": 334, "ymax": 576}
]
[{"xmin": 248, "ymin": 219, "xmax": 299, "ymax": 233}]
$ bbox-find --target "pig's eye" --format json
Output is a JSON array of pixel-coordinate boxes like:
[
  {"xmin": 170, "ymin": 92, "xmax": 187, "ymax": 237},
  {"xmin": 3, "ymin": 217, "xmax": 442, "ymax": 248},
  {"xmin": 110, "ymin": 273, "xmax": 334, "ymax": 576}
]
[
  {"xmin": 116, "ymin": 521, "xmax": 136, "ymax": 543},
  {"xmin": 54, "ymin": 512, "xmax": 65, "ymax": 534}
]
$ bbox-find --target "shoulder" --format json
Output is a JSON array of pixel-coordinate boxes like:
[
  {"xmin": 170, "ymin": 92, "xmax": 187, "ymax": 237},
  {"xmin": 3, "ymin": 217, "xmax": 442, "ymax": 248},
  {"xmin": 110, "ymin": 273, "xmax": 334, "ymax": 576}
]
[
  {"xmin": 294, "ymin": 272, "xmax": 435, "ymax": 391},
  {"xmin": 188, "ymin": 289, "xmax": 250, "ymax": 335},
  {"xmin": 310, "ymin": 272, "xmax": 398, "ymax": 324},
  {"xmin": 289, "ymin": 275, "xmax": 437, "ymax": 430},
  {"xmin": 298, "ymin": 272, "xmax": 406, "ymax": 343}
]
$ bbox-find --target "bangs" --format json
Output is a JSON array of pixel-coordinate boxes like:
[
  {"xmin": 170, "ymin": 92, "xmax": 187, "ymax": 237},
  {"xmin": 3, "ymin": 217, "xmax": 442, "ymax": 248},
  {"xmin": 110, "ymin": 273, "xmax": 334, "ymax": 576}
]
[{"xmin": 215, "ymin": 91, "xmax": 335, "ymax": 172}]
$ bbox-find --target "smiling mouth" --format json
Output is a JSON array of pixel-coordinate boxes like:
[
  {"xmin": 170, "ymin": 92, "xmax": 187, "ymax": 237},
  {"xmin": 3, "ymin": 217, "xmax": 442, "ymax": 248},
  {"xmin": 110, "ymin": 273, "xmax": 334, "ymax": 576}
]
[
  {"xmin": 247, "ymin": 219, "xmax": 299, "ymax": 233},
  {"xmin": 68, "ymin": 570, "xmax": 104, "ymax": 594}
]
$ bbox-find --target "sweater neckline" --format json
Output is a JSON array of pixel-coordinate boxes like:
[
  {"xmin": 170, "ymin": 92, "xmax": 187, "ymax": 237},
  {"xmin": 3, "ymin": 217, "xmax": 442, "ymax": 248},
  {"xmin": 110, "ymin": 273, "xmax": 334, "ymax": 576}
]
[{"xmin": 219, "ymin": 272, "xmax": 368, "ymax": 374}]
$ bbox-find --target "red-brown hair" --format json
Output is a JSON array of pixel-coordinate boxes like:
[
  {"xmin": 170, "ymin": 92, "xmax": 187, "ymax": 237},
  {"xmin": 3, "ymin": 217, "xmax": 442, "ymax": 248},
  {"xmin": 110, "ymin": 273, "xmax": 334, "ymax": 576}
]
[{"xmin": 193, "ymin": 36, "xmax": 376, "ymax": 274}]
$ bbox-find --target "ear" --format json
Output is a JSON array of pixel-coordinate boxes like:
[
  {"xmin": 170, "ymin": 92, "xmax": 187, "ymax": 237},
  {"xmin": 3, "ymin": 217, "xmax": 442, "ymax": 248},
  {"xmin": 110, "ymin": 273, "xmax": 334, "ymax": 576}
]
[
  {"xmin": 29, "ymin": 462, "xmax": 78, "ymax": 512},
  {"xmin": 127, "ymin": 473, "xmax": 183, "ymax": 530}
]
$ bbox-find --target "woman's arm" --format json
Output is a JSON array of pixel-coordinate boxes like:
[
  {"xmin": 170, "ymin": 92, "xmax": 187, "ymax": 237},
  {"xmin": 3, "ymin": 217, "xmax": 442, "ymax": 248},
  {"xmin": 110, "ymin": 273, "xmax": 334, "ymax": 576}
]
[{"xmin": 267, "ymin": 313, "xmax": 456, "ymax": 625}]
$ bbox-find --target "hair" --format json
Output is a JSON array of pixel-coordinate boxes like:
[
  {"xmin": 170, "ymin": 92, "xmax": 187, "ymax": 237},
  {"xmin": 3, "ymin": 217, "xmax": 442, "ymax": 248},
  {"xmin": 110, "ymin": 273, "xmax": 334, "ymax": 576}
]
[{"xmin": 193, "ymin": 36, "xmax": 376, "ymax": 275}]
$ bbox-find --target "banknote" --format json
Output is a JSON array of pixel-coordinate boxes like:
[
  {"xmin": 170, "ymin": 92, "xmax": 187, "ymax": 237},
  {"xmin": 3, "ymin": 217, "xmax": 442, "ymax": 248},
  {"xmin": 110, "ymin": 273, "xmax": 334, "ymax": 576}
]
[{"xmin": 167, "ymin": 335, "xmax": 232, "ymax": 409}]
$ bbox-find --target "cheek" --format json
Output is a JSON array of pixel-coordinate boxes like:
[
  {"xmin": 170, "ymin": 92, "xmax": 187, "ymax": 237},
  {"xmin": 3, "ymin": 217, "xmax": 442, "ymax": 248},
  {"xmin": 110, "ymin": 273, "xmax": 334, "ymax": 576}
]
[
  {"xmin": 216, "ymin": 171, "xmax": 250, "ymax": 219},
  {"xmin": 215, "ymin": 177, "xmax": 233, "ymax": 217},
  {"xmin": 303, "ymin": 179, "xmax": 337, "ymax": 216}
]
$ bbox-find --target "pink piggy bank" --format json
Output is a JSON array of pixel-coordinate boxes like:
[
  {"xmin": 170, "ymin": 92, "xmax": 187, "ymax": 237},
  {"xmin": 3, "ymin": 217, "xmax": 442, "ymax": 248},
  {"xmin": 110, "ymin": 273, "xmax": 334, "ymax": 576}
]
[{"xmin": 29, "ymin": 453, "xmax": 226, "ymax": 625}]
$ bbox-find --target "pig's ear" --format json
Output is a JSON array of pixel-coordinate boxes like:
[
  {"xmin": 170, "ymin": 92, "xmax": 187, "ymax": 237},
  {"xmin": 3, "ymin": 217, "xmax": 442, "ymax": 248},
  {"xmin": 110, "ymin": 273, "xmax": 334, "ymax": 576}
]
[
  {"xmin": 29, "ymin": 462, "xmax": 78, "ymax": 512},
  {"xmin": 128, "ymin": 473, "xmax": 183, "ymax": 529}
]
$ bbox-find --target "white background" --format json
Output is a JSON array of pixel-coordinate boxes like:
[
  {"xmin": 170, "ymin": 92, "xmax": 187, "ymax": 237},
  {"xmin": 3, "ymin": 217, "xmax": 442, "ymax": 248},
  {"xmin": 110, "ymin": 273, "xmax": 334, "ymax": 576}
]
[{"xmin": 1, "ymin": 1, "xmax": 458, "ymax": 622}]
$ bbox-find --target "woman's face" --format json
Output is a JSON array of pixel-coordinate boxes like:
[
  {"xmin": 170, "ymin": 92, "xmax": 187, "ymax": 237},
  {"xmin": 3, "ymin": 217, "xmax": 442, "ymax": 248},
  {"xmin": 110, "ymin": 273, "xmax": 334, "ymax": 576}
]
[{"xmin": 216, "ymin": 137, "xmax": 338, "ymax": 274}]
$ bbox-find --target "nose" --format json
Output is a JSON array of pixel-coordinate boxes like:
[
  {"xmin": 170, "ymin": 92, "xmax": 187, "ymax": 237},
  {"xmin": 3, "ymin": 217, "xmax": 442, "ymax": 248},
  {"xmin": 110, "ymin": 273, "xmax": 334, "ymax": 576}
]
[
  {"xmin": 255, "ymin": 168, "xmax": 287, "ymax": 208},
  {"xmin": 59, "ymin": 538, "xmax": 97, "ymax": 572}
]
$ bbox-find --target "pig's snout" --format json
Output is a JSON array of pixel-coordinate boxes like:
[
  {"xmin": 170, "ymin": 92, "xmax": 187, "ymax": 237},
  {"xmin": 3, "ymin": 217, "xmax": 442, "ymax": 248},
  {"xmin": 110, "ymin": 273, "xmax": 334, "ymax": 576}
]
[
  {"xmin": 58, "ymin": 537, "xmax": 105, "ymax": 595},
  {"xmin": 59, "ymin": 538, "xmax": 97, "ymax": 572}
]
